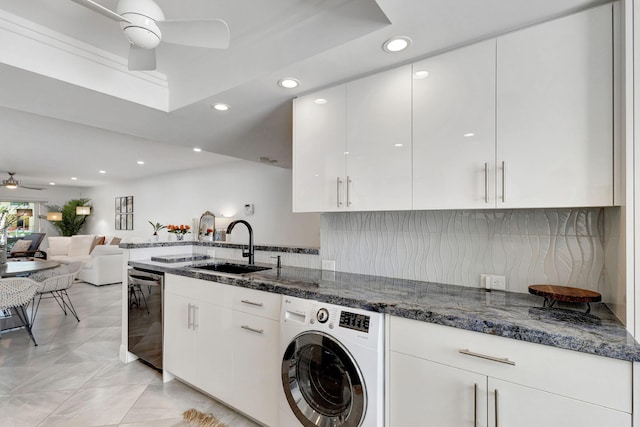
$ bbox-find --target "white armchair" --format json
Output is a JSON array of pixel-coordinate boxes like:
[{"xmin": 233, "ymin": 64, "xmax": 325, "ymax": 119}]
[{"xmin": 78, "ymin": 245, "xmax": 124, "ymax": 286}]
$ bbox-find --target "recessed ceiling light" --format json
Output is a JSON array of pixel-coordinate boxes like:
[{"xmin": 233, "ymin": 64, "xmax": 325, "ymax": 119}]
[
  {"xmin": 49, "ymin": 182, "xmax": 56, "ymax": 186},
  {"xmin": 99, "ymin": 170, "xmax": 106, "ymax": 174},
  {"xmin": 314, "ymin": 98, "xmax": 328, "ymax": 105},
  {"xmin": 394, "ymin": 143, "xmax": 404, "ymax": 147},
  {"xmin": 383, "ymin": 36, "xmax": 412, "ymax": 53},
  {"xmin": 71, "ymin": 177, "xmax": 78, "ymax": 180},
  {"xmin": 212, "ymin": 103, "xmax": 230, "ymax": 111},
  {"xmin": 137, "ymin": 161, "xmax": 145, "ymax": 165},
  {"xmin": 464, "ymin": 133, "xmax": 475, "ymax": 137},
  {"xmin": 193, "ymin": 147, "xmax": 202, "ymax": 152},
  {"xmin": 414, "ymin": 70, "xmax": 429, "ymax": 79},
  {"xmin": 278, "ymin": 78, "xmax": 300, "ymax": 89}
]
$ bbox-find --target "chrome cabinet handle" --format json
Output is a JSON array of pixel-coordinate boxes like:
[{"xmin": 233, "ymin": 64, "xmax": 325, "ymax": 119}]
[
  {"xmin": 501, "ymin": 161, "xmax": 506, "ymax": 203},
  {"xmin": 346, "ymin": 176, "xmax": 352, "ymax": 207},
  {"xmin": 494, "ymin": 389, "xmax": 499, "ymax": 427},
  {"xmin": 241, "ymin": 299, "xmax": 264, "ymax": 307},
  {"xmin": 241, "ymin": 325, "xmax": 264, "ymax": 334},
  {"xmin": 474, "ymin": 383, "xmax": 478, "ymax": 427},
  {"xmin": 459, "ymin": 349, "xmax": 515, "ymax": 366},
  {"xmin": 187, "ymin": 303, "xmax": 193, "ymax": 329},
  {"xmin": 193, "ymin": 305, "xmax": 199, "ymax": 331},
  {"xmin": 336, "ymin": 177, "xmax": 343, "ymax": 207},
  {"xmin": 484, "ymin": 162, "xmax": 489, "ymax": 203}
]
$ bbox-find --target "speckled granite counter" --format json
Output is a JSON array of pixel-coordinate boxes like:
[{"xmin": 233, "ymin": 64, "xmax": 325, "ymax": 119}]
[
  {"xmin": 128, "ymin": 258, "xmax": 640, "ymax": 362},
  {"xmin": 120, "ymin": 241, "xmax": 319, "ymax": 254}
]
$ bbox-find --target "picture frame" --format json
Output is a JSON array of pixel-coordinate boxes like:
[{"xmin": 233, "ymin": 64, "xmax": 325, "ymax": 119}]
[{"xmin": 115, "ymin": 196, "xmax": 134, "ymax": 229}]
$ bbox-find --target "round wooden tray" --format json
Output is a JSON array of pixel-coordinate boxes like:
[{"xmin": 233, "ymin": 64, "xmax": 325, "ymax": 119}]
[{"xmin": 528, "ymin": 284, "xmax": 601, "ymax": 313}]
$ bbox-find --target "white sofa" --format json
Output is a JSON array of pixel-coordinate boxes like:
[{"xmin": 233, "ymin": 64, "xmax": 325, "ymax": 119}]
[
  {"xmin": 78, "ymin": 245, "xmax": 124, "ymax": 286},
  {"xmin": 46, "ymin": 235, "xmax": 124, "ymax": 286},
  {"xmin": 47, "ymin": 235, "xmax": 96, "ymax": 264}
]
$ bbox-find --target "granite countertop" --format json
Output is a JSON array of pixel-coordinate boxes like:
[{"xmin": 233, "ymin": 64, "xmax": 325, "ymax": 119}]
[
  {"xmin": 128, "ymin": 258, "xmax": 640, "ymax": 362},
  {"xmin": 120, "ymin": 241, "xmax": 319, "ymax": 255}
]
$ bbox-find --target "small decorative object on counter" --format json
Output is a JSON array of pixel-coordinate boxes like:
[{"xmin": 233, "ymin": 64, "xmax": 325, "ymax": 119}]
[
  {"xmin": 167, "ymin": 224, "xmax": 190, "ymax": 241},
  {"xmin": 528, "ymin": 284, "xmax": 602, "ymax": 314},
  {"xmin": 148, "ymin": 221, "xmax": 166, "ymax": 242}
]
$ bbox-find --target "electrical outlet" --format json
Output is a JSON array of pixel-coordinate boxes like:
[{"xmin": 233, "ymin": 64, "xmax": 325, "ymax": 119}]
[
  {"xmin": 322, "ymin": 260, "xmax": 336, "ymax": 271},
  {"xmin": 480, "ymin": 274, "xmax": 506, "ymax": 291}
]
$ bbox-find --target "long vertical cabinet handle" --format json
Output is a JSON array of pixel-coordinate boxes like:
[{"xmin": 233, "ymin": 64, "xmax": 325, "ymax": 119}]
[
  {"xmin": 501, "ymin": 161, "xmax": 506, "ymax": 203},
  {"xmin": 347, "ymin": 176, "xmax": 352, "ymax": 207},
  {"xmin": 473, "ymin": 383, "xmax": 478, "ymax": 427},
  {"xmin": 494, "ymin": 389, "xmax": 499, "ymax": 427},
  {"xmin": 187, "ymin": 303, "xmax": 193, "ymax": 329},
  {"xmin": 336, "ymin": 177, "xmax": 343, "ymax": 207},
  {"xmin": 484, "ymin": 163, "xmax": 489, "ymax": 204},
  {"xmin": 193, "ymin": 305, "xmax": 199, "ymax": 331}
]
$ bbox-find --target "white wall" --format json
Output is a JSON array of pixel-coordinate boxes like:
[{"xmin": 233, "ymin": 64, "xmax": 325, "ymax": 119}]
[{"xmin": 84, "ymin": 159, "xmax": 320, "ymax": 247}]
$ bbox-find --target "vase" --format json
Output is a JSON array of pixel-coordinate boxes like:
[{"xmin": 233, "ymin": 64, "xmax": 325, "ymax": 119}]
[
  {"xmin": 176, "ymin": 234, "xmax": 184, "ymax": 241},
  {"xmin": 150, "ymin": 234, "xmax": 159, "ymax": 242}
]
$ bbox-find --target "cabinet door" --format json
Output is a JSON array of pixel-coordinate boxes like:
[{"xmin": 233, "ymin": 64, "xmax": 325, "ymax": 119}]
[
  {"xmin": 293, "ymin": 85, "xmax": 346, "ymax": 212},
  {"xmin": 389, "ymin": 351, "xmax": 488, "ymax": 427},
  {"xmin": 163, "ymin": 293, "xmax": 196, "ymax": 383},
  {"xmin": 496, "ymin": 4, "xmax": 613, "ymax": 208},
  {"xmin": 346, "ymin": 65, "xmax": 412, "ymax": 211},
  {"xmin": 488, "ymin": 378, "xmax": 631, "ymax": 427},
  {"xmin": 413, "ymin": 40, "xmax": 496, "ymax": 209},
  {"xmin": 194, "ymin": 302, "xmax": 234, "ymax": 403},
  {"xmin": 231, "ymin": 311, "xmax": 280, "ymax": 426}
]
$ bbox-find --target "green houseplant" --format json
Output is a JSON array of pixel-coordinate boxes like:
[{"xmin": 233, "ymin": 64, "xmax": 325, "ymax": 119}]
[
  {"xmin": 44, "ymin": 198, "xmax": 91, "ymax": 236},
  {"xmin": 148, "ymin": 221, "xmax": 166, "ymax": 242}
]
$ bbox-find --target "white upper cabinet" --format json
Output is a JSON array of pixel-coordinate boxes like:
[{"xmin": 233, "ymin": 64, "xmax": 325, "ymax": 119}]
[
  {"xmin": 413, "ymin": 40, "xmax": 497, "ymax": 209},
  {"xmin": 293, "ymin": 66, "xmax": 411, "ymax": 212},
  {"xmin": 496, "ymin": 4, "xmax": 613, "ymax": 208},
  {"xmin": 292, "ymin": 85, "xmax": 346, "ymax": 212},
  {"xmin": 345, "ymin": 65, "xmax": 412, "ymax": 211}
]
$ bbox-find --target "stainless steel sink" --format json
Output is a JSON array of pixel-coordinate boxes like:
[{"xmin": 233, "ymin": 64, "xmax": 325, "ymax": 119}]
[{"xmin": 191, "ymin": 263, "xmax": 271, "ymax": 275}]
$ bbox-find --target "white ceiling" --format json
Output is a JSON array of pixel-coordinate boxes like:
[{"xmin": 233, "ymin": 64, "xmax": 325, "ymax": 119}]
[{"xmin": 0, "ymin": 0, "xmax": 604, "ymax": 189}]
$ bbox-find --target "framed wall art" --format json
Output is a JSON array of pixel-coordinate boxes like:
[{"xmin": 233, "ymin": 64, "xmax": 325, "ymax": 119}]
[{"xmin": 115, "ymin": 196, "xmax": 134, "ymax": 230}]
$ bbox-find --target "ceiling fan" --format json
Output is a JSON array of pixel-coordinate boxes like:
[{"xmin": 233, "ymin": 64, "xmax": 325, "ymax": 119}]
[
  {"xmin": 70, "ymin": 0, "xmax": 230, "ymax": 71},
  {"xmin": 2, "ymin": 172, "xmax": 46, "ymax": 191}
]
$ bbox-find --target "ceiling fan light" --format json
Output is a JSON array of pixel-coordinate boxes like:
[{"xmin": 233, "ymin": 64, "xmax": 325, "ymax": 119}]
[
  {"xmin": 5, "ymin": 183, "xmax": 18, "ymax": 189},
  {"xmin": 122, "ymin": 25, "xmax": 161, "ymax": 49}
]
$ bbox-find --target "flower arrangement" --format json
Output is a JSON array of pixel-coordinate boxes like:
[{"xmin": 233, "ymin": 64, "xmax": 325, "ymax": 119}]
[
  {"xmin": 148, "ymin": 221, "xmax": 167, "ymax": 236},
  {"xmin": 167, "ymin": 224, "xmax": 190, "ymax": 235}
]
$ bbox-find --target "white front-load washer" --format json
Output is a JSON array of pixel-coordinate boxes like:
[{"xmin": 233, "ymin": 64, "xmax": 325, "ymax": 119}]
[{"xmin": 279, "ymin": 295, "xmax": 384, "ymax": 427}]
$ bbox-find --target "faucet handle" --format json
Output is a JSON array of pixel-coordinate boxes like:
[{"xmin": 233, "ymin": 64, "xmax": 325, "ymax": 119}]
[
  {"xmin": 270, "ymin": 255, "xmax": 282, "ymax": 268},
  {"xmin": 242, "ymin": 247, "xmax": 250, "ymax": 258}
]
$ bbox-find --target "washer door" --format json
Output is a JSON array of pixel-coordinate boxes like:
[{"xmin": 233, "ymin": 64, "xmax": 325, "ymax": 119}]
[{"xmin": 282, "ymin": 331, "xmax": 366, "ymax": 427}]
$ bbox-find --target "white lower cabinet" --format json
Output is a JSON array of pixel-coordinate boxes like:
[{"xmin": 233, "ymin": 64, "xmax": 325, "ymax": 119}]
[
  {"xmin": 390, "ymin": 351, "xmax": 488, "ymax": 426},
  {"xmin": 231, "ymin": 311, "xmax": 279, "ymax": 426},
  {"xmin": 164, "ymin": 274, "xmax": 281, "ymax": 426},
  {"xmin": 389, "ymin": 317, "xmax": 632, "ymax": 427}
]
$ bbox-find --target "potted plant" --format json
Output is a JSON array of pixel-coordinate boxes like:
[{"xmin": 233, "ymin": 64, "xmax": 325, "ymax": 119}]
[
  {"xmin": 43, "ymin": 199, "xmax": 91, "ymax": 236},
  {"xmin": 148, "ymin": 221, "xmax": 166, "ymax": 242}
]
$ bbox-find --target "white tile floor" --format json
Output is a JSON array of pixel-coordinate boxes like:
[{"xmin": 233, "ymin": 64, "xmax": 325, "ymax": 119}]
[{"xmin": 0, "ymin": 281, "xmax": 261, "ymax": 427}]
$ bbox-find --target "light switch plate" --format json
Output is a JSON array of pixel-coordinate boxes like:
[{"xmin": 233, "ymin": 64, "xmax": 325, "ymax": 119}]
[{"xmin": 244, "ymin": 203, "xmax": 254, "ymax": 215}]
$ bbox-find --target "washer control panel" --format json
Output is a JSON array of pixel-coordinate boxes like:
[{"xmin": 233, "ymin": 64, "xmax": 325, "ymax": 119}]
[{"xmin": 339, "ymin": 311, "xmax": 370, "ymax": 333}]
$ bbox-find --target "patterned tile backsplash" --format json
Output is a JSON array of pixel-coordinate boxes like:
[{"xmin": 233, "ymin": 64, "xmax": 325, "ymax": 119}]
[{"xmin": 320, "ymin": 209, "xmax": 608, "ymax": 295}]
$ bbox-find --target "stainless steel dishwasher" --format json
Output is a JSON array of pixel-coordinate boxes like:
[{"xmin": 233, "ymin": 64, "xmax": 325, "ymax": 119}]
[{"xmin": 127, "ymin": 267, "xmax": 164, "ymax": 371}]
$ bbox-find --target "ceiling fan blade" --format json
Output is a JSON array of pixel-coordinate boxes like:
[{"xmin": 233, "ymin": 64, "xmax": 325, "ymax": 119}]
[
  {"xmin": 21, "ymin": 185, "xmax": 46, "ymax": 191},
  {"xmin": 70, "ymin": 0, "xmax": 130, "ymax": 23},
  {"xmin": 156, "ymin": 19, "xmax": 230, "ymax": 49},
  {"xmin": 128, "ymin": 45, "xmax": 156, "ymax": 71}
]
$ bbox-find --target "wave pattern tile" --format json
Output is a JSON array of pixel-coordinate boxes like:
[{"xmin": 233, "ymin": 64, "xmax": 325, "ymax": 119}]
[{"xmin": 320, "ymin": 208, "xmax": 605, "ymax": 294}]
